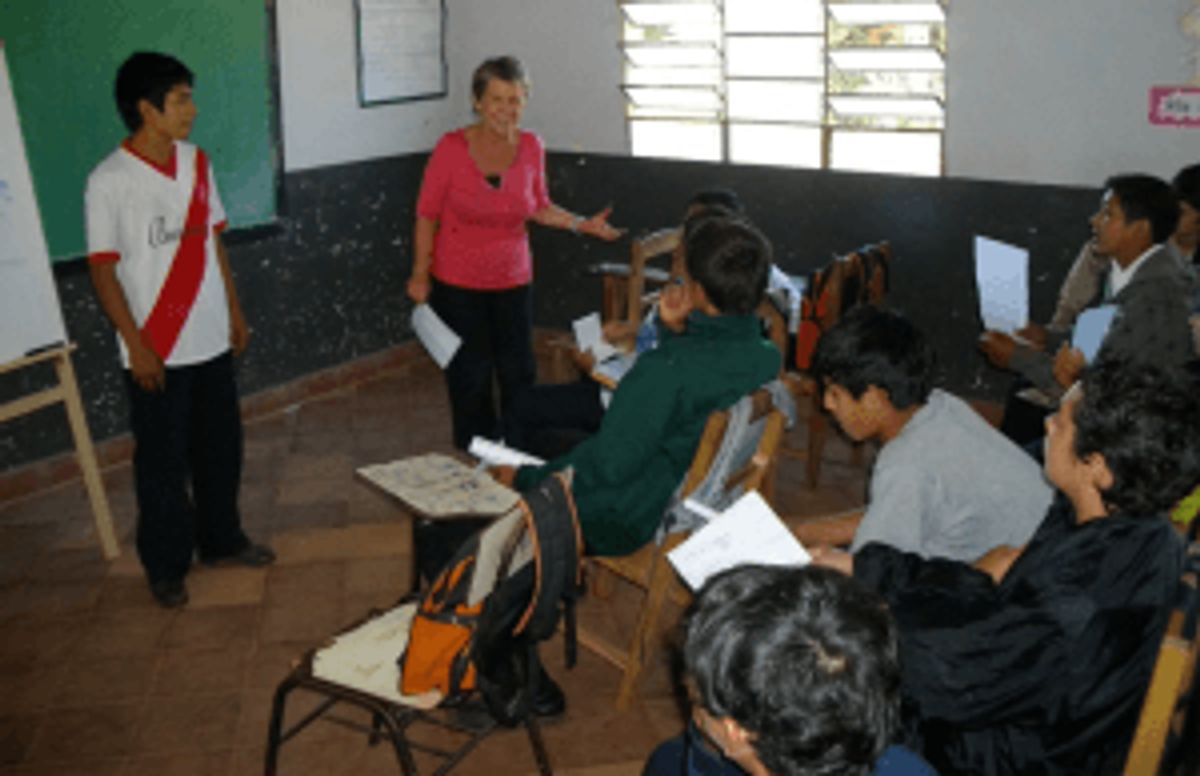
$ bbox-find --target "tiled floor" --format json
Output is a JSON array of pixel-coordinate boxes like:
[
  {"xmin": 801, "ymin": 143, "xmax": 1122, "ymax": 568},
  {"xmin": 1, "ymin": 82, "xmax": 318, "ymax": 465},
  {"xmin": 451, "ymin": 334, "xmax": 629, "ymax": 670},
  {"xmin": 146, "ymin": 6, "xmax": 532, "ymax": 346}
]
[{"xmin": 0, "ymin": 358, "xmax": 870, "ymax": 776}]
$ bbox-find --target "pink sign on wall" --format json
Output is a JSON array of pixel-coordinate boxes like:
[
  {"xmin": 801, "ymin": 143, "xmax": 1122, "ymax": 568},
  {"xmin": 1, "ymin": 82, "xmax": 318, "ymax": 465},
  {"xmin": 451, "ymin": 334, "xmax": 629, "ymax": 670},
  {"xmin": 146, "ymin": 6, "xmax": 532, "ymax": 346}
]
[{"xmin": 1149, "ymin": 86, "xmax": 1200, "ymax": 127}]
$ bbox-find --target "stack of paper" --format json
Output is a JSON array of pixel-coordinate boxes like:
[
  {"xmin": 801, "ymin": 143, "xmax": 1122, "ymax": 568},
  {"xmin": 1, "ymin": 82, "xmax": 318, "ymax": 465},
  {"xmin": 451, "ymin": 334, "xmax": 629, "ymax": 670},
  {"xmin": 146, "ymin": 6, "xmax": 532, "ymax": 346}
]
[{"xmin": 468, "ymin": 437, "xmax": 545, "ymax": 468}]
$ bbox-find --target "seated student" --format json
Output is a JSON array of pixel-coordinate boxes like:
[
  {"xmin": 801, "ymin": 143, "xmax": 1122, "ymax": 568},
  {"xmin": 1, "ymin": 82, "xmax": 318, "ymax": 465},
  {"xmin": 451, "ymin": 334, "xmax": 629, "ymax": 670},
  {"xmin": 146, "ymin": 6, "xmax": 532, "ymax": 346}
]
[
  {"xmin": 1041, "ymin": 163, "xmax": 1199, "ymax": 333},
  {"xmin": 508, "ymin": 195, "xmax": 744, "ymax": 460},
  {"xmin": 643, "ymin": 564, "xmax": 936, "ymax": 776},
  {"xmin": 851, "ymin": 359, "xmax": 1199, "ymax": 775},
  {"xmin": 497, "ymin": 214, "xmax": 781, "ymax": 557},
  {"xmin": 796, "ymin": 306, "xmax": 1051, "ymax": 572},
  {"xmin": 980, "ymin": 174, "xmax": 1195, "ymax": 445}
]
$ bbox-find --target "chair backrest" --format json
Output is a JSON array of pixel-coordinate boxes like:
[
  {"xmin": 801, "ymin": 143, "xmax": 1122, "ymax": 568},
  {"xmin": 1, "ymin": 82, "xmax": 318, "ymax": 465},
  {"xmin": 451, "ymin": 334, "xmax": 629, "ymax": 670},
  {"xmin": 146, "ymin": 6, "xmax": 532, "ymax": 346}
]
[
  {"xmin": 667, "ymin": 384, "xmax": 791, "ymax": 534},
  {"xmin": 627, "ymin": 227, "xmax": 682, "ymax": 325},
  {"xmin": 1124, "ymin": 547, "xmax": 1200, "ymax": 775}
]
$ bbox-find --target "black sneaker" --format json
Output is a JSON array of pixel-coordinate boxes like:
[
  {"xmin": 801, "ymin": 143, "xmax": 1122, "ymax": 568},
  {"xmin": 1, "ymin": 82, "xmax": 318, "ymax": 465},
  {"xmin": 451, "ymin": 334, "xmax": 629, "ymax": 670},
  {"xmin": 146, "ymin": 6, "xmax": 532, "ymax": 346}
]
[
  {"xmin": 200, "ymin": 543, "xmax": 276, "ymax": 569},
  {"xmin": 149, "ymin": 578, "xmax": 188, "ymax": 609}
]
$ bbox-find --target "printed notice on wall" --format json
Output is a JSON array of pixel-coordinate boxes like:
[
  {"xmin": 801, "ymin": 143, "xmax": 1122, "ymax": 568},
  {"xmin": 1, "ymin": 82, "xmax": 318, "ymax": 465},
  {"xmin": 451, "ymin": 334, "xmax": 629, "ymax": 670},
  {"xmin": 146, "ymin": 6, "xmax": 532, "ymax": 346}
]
[
  {"xmin": 1149, "ymin": 86, "xmax": 1200, "ymax": 127},
  {"xmin": 356, "ymin": 0, "xmax": 446, "ymax": 105}
]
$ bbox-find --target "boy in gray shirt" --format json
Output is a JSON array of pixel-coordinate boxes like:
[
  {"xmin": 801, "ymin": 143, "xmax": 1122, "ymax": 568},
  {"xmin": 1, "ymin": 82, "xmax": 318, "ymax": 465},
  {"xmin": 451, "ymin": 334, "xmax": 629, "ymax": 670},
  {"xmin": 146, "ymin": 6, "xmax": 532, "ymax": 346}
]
[{"xmin": 795, "ymin": 307, "xmax": 1052, "ymax": 573}]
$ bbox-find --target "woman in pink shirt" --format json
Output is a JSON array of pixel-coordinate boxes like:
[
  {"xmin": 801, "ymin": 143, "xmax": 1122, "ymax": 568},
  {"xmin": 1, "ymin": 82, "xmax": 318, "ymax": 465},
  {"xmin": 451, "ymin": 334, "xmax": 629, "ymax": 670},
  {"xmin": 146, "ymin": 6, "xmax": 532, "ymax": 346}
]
[{"xmin": 408, "ymin": 56, "xmax": 621, "ymax": 450}]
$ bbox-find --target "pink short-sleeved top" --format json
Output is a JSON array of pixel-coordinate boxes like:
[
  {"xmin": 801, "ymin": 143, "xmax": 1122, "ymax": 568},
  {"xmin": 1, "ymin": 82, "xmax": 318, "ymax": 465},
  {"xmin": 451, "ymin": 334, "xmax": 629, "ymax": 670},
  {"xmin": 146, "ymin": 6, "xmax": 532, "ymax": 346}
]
[{"xmin": 416, "ymin": 128, "xmax": 552, "ymax": 290}]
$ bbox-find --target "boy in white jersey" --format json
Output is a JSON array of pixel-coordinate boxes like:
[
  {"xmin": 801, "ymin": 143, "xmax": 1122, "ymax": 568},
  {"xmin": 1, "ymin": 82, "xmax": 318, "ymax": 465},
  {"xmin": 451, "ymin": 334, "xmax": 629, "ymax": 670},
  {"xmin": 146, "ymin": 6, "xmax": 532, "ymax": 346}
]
[{"xmin": 86, "ymin": 52, "xmax": 273, "ymax": 608}]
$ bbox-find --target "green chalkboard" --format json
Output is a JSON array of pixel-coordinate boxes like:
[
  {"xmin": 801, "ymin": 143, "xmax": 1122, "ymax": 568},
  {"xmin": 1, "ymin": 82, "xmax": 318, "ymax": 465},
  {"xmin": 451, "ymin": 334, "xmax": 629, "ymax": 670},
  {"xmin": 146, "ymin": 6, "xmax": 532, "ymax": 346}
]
[{"xmin": 0, "ymin": 0, "xmax": 278, "ymax": 262}]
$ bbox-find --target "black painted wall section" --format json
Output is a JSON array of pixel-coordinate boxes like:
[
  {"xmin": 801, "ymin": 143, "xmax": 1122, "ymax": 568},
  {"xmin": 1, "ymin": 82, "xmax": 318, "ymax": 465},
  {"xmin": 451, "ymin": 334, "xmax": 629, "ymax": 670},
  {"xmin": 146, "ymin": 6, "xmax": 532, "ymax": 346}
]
[
  {"xmin": 534, "ymin": 153, "xmax": 1100, "ymax": 402},
  {"xmin": 1, "ymin": 150, "xmax": 1100, "ymax": 473}
]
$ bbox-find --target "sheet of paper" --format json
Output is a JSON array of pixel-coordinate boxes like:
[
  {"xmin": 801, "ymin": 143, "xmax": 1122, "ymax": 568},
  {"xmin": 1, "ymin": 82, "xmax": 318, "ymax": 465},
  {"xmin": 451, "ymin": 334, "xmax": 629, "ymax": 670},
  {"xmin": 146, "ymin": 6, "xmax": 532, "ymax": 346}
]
[
  {"xmin": 974, "ymin": 236, "xmax": 1029, "ymax": 333},
  {"xmin": 572, "ymin": 312, "xmax": 619, "ymax": 363},
  {"xmin": 667, "ymin": 491, "xmax": 811, "ymax": 591},
  {"xmin": 1072, "ymin": 304, "xmax": 1117, "ymax": 363},
  {"xmin": 468, "ymin": 437, "xmax": 545, "ymax": 468},
  {"xmin": 411, "ymin": 304, "xmax": 460, "ymax": 369}
]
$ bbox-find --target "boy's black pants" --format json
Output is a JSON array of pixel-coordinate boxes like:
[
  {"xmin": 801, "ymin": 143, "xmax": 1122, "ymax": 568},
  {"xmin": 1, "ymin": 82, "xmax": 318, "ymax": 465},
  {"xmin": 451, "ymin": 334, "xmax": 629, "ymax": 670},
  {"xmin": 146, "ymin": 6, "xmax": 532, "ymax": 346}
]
[{"xmin": 124, "ymin": 351, "xmax": 250, "ymax": 584}]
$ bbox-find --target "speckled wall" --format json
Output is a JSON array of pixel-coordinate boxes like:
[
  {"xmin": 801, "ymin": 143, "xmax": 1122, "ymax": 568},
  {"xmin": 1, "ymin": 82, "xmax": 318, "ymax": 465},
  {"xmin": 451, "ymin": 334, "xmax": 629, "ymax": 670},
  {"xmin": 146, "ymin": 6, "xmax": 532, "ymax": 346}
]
[{"xmin": 1, "ymin": 151, "xmax": 1098, "ymax": 472}]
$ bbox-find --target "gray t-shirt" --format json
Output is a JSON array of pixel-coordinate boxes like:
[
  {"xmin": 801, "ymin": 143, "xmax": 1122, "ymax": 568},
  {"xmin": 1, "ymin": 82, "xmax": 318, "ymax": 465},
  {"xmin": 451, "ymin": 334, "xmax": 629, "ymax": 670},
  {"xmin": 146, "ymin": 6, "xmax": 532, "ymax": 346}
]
[{"xmin": 850, "ymin": 389, "xmax": 1053, "ymax": 562}]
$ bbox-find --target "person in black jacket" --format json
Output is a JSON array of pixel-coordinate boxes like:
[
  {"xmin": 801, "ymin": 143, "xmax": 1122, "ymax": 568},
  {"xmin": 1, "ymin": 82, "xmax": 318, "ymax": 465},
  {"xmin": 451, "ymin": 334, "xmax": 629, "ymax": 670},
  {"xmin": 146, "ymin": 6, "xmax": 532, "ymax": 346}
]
[{"xmin": 848, "ymin": 359, "xmax": 1200, "ymax": 774}]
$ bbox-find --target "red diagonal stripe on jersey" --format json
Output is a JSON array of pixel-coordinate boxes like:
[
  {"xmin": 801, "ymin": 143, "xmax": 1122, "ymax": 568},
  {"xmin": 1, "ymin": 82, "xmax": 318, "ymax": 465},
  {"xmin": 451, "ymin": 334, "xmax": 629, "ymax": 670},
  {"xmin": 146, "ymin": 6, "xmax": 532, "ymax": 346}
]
[{"xmin": 140, "ymin": 150, "xmax": 211, "ymax": 361}]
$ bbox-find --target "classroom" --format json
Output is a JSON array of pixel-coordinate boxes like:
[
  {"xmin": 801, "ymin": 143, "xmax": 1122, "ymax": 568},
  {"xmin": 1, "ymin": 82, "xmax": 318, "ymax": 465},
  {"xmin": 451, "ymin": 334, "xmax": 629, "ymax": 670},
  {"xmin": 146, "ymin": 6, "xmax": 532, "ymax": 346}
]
[{"xmin": 0, "ymin": 0, "xmax": 1198, "ymax": 773}]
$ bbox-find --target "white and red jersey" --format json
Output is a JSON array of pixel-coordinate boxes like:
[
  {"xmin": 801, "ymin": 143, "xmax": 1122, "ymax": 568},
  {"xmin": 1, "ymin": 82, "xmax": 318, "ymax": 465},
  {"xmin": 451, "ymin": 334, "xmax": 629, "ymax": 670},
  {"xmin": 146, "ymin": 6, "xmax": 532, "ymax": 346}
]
[{"xmin": 86, "ymin": 140, "xmax": 230, "ymax": 367}]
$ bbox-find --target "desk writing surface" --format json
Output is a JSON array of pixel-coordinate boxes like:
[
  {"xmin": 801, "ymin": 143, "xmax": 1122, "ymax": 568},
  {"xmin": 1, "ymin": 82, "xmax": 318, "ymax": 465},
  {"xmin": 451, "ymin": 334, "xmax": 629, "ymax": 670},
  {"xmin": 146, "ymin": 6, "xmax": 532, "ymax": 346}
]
[{"xmin": 358, "ymin": 454, "xmax": 520, "ymax": 520}]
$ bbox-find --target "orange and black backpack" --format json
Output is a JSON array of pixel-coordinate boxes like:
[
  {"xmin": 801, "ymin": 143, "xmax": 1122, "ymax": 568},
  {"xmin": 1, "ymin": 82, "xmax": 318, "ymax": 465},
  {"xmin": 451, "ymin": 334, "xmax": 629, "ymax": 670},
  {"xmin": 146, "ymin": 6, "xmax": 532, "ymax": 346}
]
[{"xmin": 399, "ymin": 471, "xmax": 583, "ymax": 723}]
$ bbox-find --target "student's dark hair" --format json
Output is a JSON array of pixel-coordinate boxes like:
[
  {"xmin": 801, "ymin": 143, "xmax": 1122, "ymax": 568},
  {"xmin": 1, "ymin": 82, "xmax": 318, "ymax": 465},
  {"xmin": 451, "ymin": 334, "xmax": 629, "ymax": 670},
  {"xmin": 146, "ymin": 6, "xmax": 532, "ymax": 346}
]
[
  {"xmin": 471, "ymin": 56, "xmax": 531, "ymax": 104},
  {"xmin": 1172, "ymin": 163, "xmax": 1200, "ymax": 212},
  {"xmin": 1105, "ymin": 174, "xmax": 1180, "ymax": 245},
  {"xmin": 687, "ymin": 188, "xmax": 745, "ymax": 216},
  {"xmin": 682, "ymin": 214, "xmax": 770, "ymax": 316},
  {"xmin": 810, "ymin": 306, "xmax": 933, "ymax": 409},
  {"xmin": 686, "ymin": 565, "xmax": 900, "ymax": 776},
  {"xmin": 115, "ymin": 52, "xmax": 193, "ymax": 133},
  {"xmin": 1073, "ymin": 358, "xmax": 1200, "ymax": 517}
]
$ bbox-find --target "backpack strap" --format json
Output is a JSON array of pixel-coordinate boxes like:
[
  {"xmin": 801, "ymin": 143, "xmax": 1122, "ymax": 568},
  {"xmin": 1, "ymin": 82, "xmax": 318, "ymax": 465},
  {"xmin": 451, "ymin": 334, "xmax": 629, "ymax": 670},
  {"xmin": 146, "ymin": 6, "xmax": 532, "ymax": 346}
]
[{"xmin": 513, "ymin": 471, "xmax": 584, "ymax": 664}]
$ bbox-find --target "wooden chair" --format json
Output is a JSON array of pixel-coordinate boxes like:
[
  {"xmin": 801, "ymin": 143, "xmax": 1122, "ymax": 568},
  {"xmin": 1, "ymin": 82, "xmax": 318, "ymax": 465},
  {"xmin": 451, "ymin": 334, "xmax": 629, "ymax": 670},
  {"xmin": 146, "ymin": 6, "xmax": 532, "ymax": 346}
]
[
  {"xmin": 783, "ymin": 242, "xmax": 890, "ymax": 489},
  {"xmin": 1124, "ymin": 546, "xmax": 1200, "ymax": 776},
  {"xmin": 576, "ymin": 386, "xmax": 789, "ymax": 712},
  {"xmin": 549, "ymin": 227, "xmax": 680, "ymax": 383}
]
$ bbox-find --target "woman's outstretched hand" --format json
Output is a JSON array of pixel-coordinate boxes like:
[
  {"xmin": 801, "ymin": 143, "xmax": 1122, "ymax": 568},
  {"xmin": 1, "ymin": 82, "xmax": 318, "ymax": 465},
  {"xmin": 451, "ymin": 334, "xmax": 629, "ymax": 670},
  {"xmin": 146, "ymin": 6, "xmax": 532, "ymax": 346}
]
[{"xmin": 579, "ymin": 207, "xmax": 625, "ymax": 241}]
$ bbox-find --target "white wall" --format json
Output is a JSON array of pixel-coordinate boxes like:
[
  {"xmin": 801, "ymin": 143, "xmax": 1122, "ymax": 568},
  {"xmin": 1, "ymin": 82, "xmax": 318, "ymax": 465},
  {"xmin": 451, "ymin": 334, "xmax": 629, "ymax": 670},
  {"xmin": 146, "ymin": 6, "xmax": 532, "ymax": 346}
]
[
  {"xmin": 946, "ymin": 0, "xmax": 1199, "ymax": 187},
  {"xmin": 279, "ymin": 0, "xmax": 1197, "ymax": 185},
  {"xmin": 445, "ymin": 0, "xmax": 626, "ymax": 155},
  {"xmin": 277, "ymin": 0, "xmax": 625, "ymax": 172}
]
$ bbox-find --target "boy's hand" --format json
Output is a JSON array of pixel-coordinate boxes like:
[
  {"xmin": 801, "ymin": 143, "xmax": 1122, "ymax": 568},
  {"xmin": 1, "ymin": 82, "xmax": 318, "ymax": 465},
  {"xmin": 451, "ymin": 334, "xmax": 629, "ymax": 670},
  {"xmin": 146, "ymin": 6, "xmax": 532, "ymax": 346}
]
[
  {"xmin": 1053, "ymin": 345, "xmax": 1086, "ymax": 388},
  {"xmin": 977, "ymin": 331, "xmax": 1017, "ymax": 368},
  {"xmin": 129, "ymin": 341, "xmax": 165, "ymax": 392},
  {"xmin": 974, "ymin": 545, "xmax": 1023, "ymax": 583},
  {"xmin": 490, "ymin": 465, "xmax": 517, "ymax": 488},
  {"xmin": 1014, "ymin": 322, "xmax": 1049, "ymax": 349},
  {"xmin": 809, "ymin": 545, "xmax": 854, "ymax": 576},
  {"xmin": 230, "ymin": 307, "xmax": 250, "ymax": 356}
]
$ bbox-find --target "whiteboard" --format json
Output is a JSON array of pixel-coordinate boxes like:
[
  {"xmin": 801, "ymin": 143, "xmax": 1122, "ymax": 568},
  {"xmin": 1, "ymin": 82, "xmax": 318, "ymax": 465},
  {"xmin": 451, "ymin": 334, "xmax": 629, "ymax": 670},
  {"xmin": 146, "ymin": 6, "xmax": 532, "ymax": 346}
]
[{"xmin": 0, "ymin": 44, "xmax": 67, "ymax": 364}]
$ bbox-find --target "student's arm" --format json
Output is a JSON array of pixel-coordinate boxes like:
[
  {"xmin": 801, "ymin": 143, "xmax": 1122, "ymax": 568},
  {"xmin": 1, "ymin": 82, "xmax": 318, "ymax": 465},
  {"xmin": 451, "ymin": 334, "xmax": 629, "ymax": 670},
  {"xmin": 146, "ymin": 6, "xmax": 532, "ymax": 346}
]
[
  {"xmin": 408, "ymin": 217, "xmax": 438, "ymax": 304},
  {"xmin": 793, "ymin": 510, "xmax": 864, "ymax": 548},
  {"xmin": 215, "ymin": 233, "xmax": 249, "ymax": 356},
  {"xmin": 88, "ymin": 262, "xmax": 164, "ymax": 391}
]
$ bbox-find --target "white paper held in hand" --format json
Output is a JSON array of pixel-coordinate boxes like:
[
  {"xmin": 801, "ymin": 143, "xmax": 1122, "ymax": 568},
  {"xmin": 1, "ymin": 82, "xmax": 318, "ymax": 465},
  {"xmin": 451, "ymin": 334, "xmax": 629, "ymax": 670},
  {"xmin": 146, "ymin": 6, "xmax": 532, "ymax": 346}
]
[
  {"xmin": 572, "ymin": 312, "xmax": 619, "ymax": 363},
  {"xmin": 412, "ymin": 304, "xmax": 461, "ymax": 369},
  {"xmin": 468, "ymin": 437, "xmax": 546, "ymax": 468},
  {"xmin": 1071, "ymin": 304, "xmax": 1117, "ymax": 363},
  {"xmin": 974, "ymin": 236, "xmax": 1029, "ymax": 334},
  {"xmin": 667, "ymin": 491, "xmax": 811, "ymax": 591}
]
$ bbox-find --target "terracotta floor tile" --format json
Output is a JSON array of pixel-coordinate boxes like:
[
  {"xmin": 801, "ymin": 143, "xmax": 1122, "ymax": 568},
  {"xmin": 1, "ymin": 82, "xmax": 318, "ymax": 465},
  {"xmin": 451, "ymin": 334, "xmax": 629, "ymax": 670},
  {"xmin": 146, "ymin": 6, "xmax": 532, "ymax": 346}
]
[
  {"xmin": 93, "ymin": 575, "xmax": 163, "ymax": 613},
  {"xmin": 0, "ymin": 757, "xmax": 127, "ymax": 775},
  {"xmin": 0, "ymin": 615, "xmax": 89, "ymax": 671},
  {"xmin": 50, "ymin": 655, "xmax": 160, "ymax": 709},
  {"xmin": 119, "ymin": 749, "xmax": 233, "ymax": 776},
  {"xmin": 242, "ymin": 641, "xmax": 311, "ymax": 691},
  {"xmin": 23, "ymin": 702, "xmax": 144, "ymax": 764},
  {"xmin": 151, "ymin": 649, "xmax": 248, "ymax": 697},
  {"xmin": 264, "ymin": 561, "xmax": 345, "ymax": 604},
  {"xmin": 161, "ymin": 605, "xmax": 259, "ymax": 654},
  {"xmin": 0, "ymin": 665, "xmax": 64, "ymax": 716},
  {"xmin": 25, "ymin": 548, "xmax": 109, "ymax": 586},
  {"xmin": 274, "ymin": 500, "xmax": 350, "ymax": 532},
  {"xmin": 276, "ymin": 478, "xmax": 353, "ymax": 507},
  {"xmin": 281, "ymin": 454, "xmax": 355, "ymax": 486},
  {"xmin": 82, "ymin": 609, "xmax": 175, "ymax": 658},
  {"xmin": 271, "ymin": 525, "xmax": 411, "ymax": 565},
  {"xmin": 259, "ymin": 597, "xmax": 346, "ymax": 645},
  {"xmin": 1, "ymin": 580, "xmax": 102, "ymax": 618},
  {"xmin": 0, "ymin": 713, "xmax": 43, "ymax": 766},
  {"xmin": 184, "ymin": 567, "xmax": 267, "ymax": 609},
  {"xmin": 289, "ymin": 432, "xmax": 357, "ymax": 459},
  {"xmin": 133, "ymin": 693, "xmax": 241, "ymax": 756}
]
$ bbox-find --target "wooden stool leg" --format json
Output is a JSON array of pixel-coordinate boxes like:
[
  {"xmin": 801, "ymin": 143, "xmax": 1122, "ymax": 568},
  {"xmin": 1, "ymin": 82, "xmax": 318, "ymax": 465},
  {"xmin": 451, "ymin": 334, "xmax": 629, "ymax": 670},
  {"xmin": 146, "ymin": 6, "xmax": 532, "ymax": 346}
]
[{"xmin": 615, "ymin": 560, "xmax": 676, "ymax": 712}]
